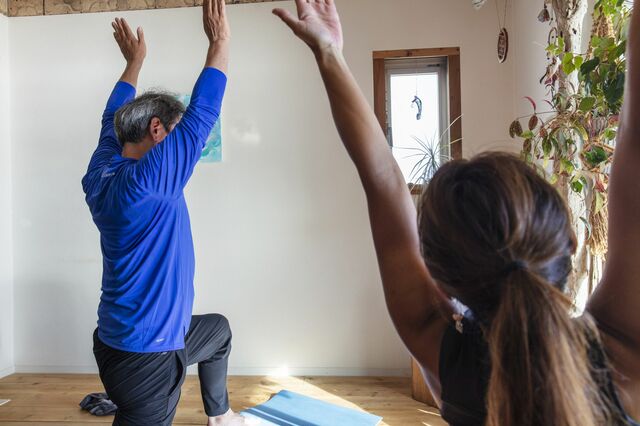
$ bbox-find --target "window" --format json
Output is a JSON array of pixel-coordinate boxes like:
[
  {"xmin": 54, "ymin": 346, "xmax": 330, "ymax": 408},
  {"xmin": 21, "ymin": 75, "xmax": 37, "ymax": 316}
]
[
  {"xmin": 373, "ymin": 48, "xmax": 462, "ymax": 191},
  {"xmin": 386, "ymin": 57, "xmax": 449, "ymax": 184}
]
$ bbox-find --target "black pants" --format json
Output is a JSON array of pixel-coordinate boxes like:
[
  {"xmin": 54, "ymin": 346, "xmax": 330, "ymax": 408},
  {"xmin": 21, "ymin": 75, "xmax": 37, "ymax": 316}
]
[{"xmin": 93, "ymin": 314, "xmax": 232, "ymax": 426}]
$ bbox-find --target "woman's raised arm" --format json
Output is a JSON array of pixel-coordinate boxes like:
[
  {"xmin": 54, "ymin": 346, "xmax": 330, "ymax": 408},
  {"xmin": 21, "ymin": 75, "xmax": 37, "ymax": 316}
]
[
  {"xmin": 588, "ymin": 3, "xmax": 640, "ymax": 370},
  {"xmin": 273, "ymin": 0, "xmax": 453, "ymax": 382}
]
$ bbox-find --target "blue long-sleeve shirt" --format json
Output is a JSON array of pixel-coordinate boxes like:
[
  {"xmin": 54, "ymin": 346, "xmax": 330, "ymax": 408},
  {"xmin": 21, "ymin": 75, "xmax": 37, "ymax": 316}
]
[{"xmin": 82, "ymin": 68, "xmax": 227, "ymax": 353}]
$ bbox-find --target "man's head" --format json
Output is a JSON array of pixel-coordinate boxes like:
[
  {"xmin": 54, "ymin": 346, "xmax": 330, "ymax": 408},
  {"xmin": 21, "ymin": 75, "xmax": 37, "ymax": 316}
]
[{"xmin": 114, "ymin": 92, "xmax": 185, "ymax": 147}]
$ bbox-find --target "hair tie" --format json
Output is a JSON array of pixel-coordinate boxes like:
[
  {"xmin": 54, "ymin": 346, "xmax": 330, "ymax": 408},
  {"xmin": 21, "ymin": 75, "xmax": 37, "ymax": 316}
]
[
  {"xmin": 453, "ymin": 313, "xmax": 464, "ymax": 334},
  {"xmin": 504, "ymin": 259, "xmax": 529, "ymax": 275}
]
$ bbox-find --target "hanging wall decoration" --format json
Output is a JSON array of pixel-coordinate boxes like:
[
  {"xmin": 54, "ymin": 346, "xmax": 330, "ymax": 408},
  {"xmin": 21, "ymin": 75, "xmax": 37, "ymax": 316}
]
[
  {"xmin": 498, "ymin": 28, "xmax": 509, "ymax": 63},
  {"xmin": 495, "ymin": 0, "xmax": 510, "ymax": 63},
  {"xmin": 538, "ymin": 1, "xmax": 551, "ymax": 23},
  {"xmin": 472, "ymin": 0, "xmax": 488, "ymax": 10},
  {"xmin": 412, "ymin": 96, "xmax": 423, "ymax": 120}
]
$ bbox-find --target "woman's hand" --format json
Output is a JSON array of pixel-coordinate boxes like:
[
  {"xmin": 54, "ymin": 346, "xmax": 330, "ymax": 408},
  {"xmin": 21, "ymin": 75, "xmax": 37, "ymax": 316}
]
[
  {"xmin": 273, "ymin": 0, "xmax": 343, "ymax": 54},
  {"xmin": 112, "ymin": 17, "xmax": 146, "ymax": 66},
  {"xmin": 203, "ymin": 0, "xmax": 231, "ymax": 45}
]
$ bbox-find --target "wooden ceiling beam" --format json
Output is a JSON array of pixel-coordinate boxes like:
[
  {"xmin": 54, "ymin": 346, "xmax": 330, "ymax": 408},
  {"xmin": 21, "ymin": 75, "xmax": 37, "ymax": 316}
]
[{"xmin": 7, "ymin": 0, "xmax": 286, "ymax": 17}]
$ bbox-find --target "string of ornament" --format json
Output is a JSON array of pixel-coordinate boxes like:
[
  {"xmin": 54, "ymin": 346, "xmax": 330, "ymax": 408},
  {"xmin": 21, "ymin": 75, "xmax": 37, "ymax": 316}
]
[{"xmin": 470, "ymin": 0, "xmax": 510, "ymax": 63}]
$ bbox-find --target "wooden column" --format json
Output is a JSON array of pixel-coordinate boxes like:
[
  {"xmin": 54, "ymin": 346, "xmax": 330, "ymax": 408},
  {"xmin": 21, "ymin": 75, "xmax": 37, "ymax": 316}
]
[{"xmin": 412, "ymin": 359, "xmax": 437, "ymax": 407}]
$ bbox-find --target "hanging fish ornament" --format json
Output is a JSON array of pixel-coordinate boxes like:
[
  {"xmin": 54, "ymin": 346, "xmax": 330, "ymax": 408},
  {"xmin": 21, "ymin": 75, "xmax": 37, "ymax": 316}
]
[
  {"xmin": 538, "ymin": 3, "xmax": 551, "ymax": 23},
  {"xmin": 412, "ymin": 96, "xmax": 423, "ymax": 121},
  {"xmin": 472, "ymin": 0, "xmax": 488, "ymax": 10}
]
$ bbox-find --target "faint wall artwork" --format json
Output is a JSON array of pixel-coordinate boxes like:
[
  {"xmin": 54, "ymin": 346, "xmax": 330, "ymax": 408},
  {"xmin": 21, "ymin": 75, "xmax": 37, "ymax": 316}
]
[{"xmin": 178, "ymin": 94, "xmax": 222, "ymax": 163}]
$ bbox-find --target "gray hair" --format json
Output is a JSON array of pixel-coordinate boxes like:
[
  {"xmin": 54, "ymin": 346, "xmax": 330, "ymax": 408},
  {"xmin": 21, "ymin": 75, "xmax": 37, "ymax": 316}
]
[{"xmin": 114, "ymin": 91, "xmax": 186, "ymax": 145}]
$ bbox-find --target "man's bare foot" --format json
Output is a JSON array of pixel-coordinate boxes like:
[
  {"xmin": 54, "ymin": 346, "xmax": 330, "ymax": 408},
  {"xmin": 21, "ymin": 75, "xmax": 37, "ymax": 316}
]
[{"xmin": 207, "ymin": 408, "xmax": 258, "ymax": 426}]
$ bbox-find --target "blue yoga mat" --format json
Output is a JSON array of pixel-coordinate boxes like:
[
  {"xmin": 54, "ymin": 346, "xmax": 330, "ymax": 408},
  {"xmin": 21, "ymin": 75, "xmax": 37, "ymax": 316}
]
[{"xmin": 241, "ymin": 390, "xmax": 383, "ymax": 426}]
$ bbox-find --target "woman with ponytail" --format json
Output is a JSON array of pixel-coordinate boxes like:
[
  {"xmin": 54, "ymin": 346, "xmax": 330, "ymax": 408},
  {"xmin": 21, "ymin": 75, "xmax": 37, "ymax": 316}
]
[{"xmin": 273, "ymin": 0, "xmax": 640, "ymax": 425}]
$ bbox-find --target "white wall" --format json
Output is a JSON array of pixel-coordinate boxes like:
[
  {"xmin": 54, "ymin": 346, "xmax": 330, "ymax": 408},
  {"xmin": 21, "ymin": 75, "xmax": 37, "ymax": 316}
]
[
  {"xmin": 512, "ymin": 0, "xmax": 595, "ymax": 121},
  {"xmin": 512, "ymin": 0, "xmax": 550, "ymax": 120},
  {"xmin": 0, "ymin": 14, "xmax": 14, "ymax": 379},
  {"xmin": 9, "ymin": 0, "xmax": 514, "ymax": 375}
]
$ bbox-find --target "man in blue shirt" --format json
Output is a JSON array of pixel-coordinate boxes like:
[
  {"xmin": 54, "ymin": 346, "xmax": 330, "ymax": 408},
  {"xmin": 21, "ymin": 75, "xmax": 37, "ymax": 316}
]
[{"xmin": 82, "ymin": 1, "xmax": 249, "ymax": 424}]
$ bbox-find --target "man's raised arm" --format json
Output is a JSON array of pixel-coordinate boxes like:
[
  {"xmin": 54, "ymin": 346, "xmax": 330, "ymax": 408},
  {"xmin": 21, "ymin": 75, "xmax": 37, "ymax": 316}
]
[
  {"xmin": 273, "ymin": 0, "xmax": 452, "ymax": 382},
  {"xmin": 113, "ymin": 17, "xmax": 146, "ymax": 88},
  {"xmin": 85, "ymin": 18, "xmax": 146, "ymax": 178},
  {"xmin": 134, "ymin": 0, "xmax": 229, "ymax": 196},
  {"xmin": 203, "ymin": 0, "xmax": 229, "ymax": 74}
]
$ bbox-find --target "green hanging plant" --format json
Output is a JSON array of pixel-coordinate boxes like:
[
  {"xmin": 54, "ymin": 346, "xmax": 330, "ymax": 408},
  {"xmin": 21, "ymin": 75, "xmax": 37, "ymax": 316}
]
[{"xmin": 509, "ymin": 0, "xmax": 631, "ymax": 258}]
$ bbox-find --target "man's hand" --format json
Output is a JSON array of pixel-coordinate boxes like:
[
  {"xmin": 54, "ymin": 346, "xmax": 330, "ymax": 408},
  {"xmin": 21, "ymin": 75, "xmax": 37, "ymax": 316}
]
[
  {"xmin": 203, "ymin": 0, "xmax": 231, "ymax": 45},
  {"xmin": 112, "ymin": 17, "xmax": 146, "ymax": 66},
  {"xmin": 203, "ymin": 0, "xmax": 230, "ymax": 73},
  {"xmin": 112, "ymin": 17, "xmax": 145, "ymax": 87},
  {"xmin": 273, "ymin": 0, "xmax": 343, "ymax": 55}
]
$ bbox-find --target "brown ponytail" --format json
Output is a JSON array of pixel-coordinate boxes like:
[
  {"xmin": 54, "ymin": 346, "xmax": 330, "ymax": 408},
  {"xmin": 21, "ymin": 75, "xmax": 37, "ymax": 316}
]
[
  {"xmin": 418, "ymin": 153, "xmax": 612, "ymax": 426},
  {"xmin": 486, "ymin": 268, "xmax": 607, "ymax": 426}
]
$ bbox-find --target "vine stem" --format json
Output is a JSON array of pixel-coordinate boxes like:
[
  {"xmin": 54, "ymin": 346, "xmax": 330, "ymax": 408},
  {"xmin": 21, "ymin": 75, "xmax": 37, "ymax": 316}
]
[{"xmin": 513, "ymin": 110, "xmax": 558, "ymax": 120}]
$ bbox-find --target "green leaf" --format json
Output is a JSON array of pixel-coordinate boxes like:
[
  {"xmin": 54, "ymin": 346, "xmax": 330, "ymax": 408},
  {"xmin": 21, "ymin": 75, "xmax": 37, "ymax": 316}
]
[
  {"xmin": 561, "ymin": 159, "xmax": 575, "ymax": 175},
  {"xmin": 571, "ymin": 178, "xmax": 584, "ymax": 193},
  {"xmin": 562, "ymin": 53, "xmax": 576, "ymax": 74},
  {"xmin": 542, "ymin": 138, "xmax": 553, "ymax": 158},
  {"xmin": 604, "ymin": 128, "xmax": 617, "ymax": 140},
  {"xmin": 581, "ymin": 176, "xmax": 589, "ymax": 187},
  {"xmin": 584, "ymin": 146, "xmax": 609, "ymax": 167},
  {"xmin": 579, "ymin": 96, "xmax": 597, "ymax": 112},
  {"xmin": 581, "ymin": 58, "xmax": 601, "ymax": 76},
  {"xmin": 571, "ymin": 125, "xmax": 589, "ymax": 144},
  {"xmin": 557, "ymin": 37, "xmax": 565, "ymax": 53},
  {"xmin": 594, "ymin": 46, "xmax": 604, "ymax": 58},
  {"xmin": 601, "ymin": 37, "xmax": 615, "ymax": 49},
  {"xmin": 521, "ymin": 130, "xmax": 535, "ymax": 139},
  {"xmin": 604, "ymin": 73, "xmax": 626, "ymax": 107},
  {"xmin": 612, "ymin": 40, "xmax": 627, "ymax": 60},
  {"xmin": 574, "ymin": 55, "xmax": 584, "ymax": 70}
]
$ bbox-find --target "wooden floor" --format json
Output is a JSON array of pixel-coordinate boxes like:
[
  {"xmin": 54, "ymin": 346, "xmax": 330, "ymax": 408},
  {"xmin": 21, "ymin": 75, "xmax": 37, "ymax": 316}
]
[{"xmin": 0, "ymin": 374, "xmax": 446, "ymax": 425}]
